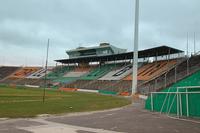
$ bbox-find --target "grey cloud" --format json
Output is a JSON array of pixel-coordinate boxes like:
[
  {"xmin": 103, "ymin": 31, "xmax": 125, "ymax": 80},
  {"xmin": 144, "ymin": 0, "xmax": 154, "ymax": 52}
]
[{"xmin": 0, "ymin": 0, "xmax": 200, "ymax": 65}]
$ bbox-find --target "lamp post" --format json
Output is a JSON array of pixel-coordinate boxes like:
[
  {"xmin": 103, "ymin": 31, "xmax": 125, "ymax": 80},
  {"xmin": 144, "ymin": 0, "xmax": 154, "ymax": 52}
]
[
  {"xmin": 132, "ymin": 0, "xmax": 139, "ymax": 96},
  {"xmin": 194, "ymin": 32, "xmax": 196, "ymax": 55},
  {"xmin": 43, "ymin": 38, "xmax": 50, "ymax": 103},
  {"xmin": 186, "ymin": 33, "xmax": 189, "ymax": 75}
]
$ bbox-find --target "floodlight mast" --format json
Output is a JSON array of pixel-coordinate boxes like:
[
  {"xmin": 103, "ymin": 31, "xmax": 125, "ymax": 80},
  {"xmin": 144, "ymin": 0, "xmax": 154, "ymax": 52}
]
[
  {"xmin": 43, "ymin": 38, "xmax": 50, "ymax": 103},
  {"xmin": 132, "ymin": 0, "xmax": 139, "ymax": 96},
  {"xmin": 194, "ymin": 32, "xmax": 196, "ymax": 54}
]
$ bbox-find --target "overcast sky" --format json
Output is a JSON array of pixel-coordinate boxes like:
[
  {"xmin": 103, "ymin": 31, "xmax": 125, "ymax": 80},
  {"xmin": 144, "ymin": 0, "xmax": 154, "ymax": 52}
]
[{"xmin": 0, "ymin": 0, "xmax": 200, "ymax": 66}]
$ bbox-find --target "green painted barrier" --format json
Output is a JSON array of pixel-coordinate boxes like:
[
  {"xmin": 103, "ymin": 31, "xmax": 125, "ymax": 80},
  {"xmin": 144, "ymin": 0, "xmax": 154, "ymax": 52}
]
[
  {"xmin": 99, "ymin": 90, "xmax": 117, "ymax": 95},
  {"xmin": 145, "ymin": 70, "xmax": 200, "ymax": 117}
]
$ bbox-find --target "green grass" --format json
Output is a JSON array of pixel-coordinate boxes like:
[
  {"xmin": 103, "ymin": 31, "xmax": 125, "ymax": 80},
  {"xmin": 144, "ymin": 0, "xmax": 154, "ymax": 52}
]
[{"xmin": 0, "ymin": 86, "xmax": 130, "ymax": 118}]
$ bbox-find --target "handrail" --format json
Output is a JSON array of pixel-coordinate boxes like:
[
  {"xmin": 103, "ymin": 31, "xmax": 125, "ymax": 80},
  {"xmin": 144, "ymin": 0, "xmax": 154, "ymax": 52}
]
[{"xmin": 139, "ymin": 55, "xmax": 200, "ymax": 94}]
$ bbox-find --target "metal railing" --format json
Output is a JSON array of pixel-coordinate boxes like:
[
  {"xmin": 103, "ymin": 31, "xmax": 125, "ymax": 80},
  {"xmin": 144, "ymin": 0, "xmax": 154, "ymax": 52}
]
[
  {"xmin": 150, "ymin": 86, "xmax": 200, "ymax": 118},
  {"xmin": 139, "ymin": 55, "xmax": 200, "ymax": 95}
]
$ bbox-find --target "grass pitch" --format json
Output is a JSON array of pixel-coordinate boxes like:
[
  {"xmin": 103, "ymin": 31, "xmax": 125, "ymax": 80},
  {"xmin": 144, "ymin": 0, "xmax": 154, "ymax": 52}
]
[{"xmin": 0, "ymin": 85, "xmax": 130, "ymax": 118}]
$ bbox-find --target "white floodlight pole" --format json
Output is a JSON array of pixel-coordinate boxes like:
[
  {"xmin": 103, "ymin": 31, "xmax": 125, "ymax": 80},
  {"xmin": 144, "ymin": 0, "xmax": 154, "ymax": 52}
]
[
  {"xmin": 187, "ymin": 33, "xmax": 189, "ymax": 57},
  {"xmin": 194, "ymin": 32, "xmax": 196, "ymax": 54},
  {"xmin": 132, "ymin": 0, "xmax": 139, "ymax": 95},
  {"xmin": 186, "ymin": 33, "xmax": 189, "ymax": 75}
]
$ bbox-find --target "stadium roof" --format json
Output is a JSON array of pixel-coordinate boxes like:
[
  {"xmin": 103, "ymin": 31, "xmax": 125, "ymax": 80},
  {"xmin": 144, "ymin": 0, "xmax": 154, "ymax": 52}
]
[{"xmin": 56, "ymin": 45, "xmax": 184, "ymax": 64}]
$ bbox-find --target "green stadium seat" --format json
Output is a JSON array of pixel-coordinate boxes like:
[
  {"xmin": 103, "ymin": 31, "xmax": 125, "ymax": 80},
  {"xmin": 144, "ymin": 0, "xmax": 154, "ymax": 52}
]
[{"xmin": 80, "ymin": 64, "xmax": 115, "ymax": 80}]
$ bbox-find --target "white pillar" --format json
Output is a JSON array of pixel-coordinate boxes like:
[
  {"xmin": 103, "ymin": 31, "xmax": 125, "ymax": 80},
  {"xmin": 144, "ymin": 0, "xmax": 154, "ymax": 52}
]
[
  {"xmin": 187, "ymin": 33, "xmax": 189, "ymax": 57},
  {"xmin": 132, "ymin": 0, "xmax": 139, "ymax": 95}
]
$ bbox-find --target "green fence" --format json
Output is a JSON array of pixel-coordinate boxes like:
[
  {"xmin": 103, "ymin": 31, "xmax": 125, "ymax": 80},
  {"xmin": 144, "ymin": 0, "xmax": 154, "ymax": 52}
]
[
  {"xmin": 146, "ymin": 88, "xmax": 200, "ymax": 117},
  {"xmin": 98, "ymin": 90, "xmax": 118, "ymax": 95},
  {"xmin": 145, "ymin": 70, "xmax": 200, "ymax": 117}
]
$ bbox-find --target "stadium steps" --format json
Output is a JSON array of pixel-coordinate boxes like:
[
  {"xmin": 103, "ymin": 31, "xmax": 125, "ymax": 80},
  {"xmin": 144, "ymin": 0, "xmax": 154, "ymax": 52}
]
[
  {"xmin": 27, "ymin": 68, "xmax": 52, "ymax": 79},
  {"xmin": 47, "ymin": 66, "xmax": 74, "ymax": 80},
  {"xmin": 124, "ymin": 60, "xmax": 177, "ymax": 81},
  {"xmin": 80, "ymin": 64, "xmax": 116, "ymax": 80},
  {"xmin": 70, "ymin": 80, "xmax": 132, "ymax": 93},
  {"xmin": 53, "ymin": 77, "xmax": 78, "ymax": 84},
  {"xmin": 137, "ymin": 60, "xmax": 177, "ymax": 81},
  {"xmin": 63, "ymin": 71, "xmax": 88, "ymax": 78},
  {"xmin": 9, "ymin": 67, "xmax": 41, "ymax": 78},
  {"xmin": 99, "ymin": 64, "xmax": 132, "ymax": 80}
]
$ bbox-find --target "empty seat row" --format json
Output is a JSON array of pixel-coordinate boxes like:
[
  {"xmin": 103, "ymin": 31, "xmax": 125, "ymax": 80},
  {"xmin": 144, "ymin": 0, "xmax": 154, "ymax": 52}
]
[
  {"xmin": 9, "ymin": 67, "xmax": 40, "ymax": 78},
  {"xmin": 0, "ymin": 66, "xmax": 19, "ymax": 80},
  {"xmin": 124, "ymin": 60, "xmax": 177, "ymax": 81}
]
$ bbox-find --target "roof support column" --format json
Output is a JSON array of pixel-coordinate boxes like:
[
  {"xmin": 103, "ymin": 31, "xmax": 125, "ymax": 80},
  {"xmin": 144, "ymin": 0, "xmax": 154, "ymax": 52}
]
[{"xmin": 168, "ymin": 48, "xmax": 171, "ymax": 61}]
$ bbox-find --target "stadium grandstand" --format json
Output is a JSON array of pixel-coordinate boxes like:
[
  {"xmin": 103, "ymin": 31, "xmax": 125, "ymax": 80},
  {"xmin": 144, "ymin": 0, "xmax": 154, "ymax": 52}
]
[
  {"xmin": 55, "ymin": 43, "xmax": 184, "ymax": 94},
  {"xmin": 1, "ymin": 43, "xmax": 200, "ymax": 117},
  {"xmin": 0, "ymin": 43, "xmax": 186, "ymax": 92}
]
